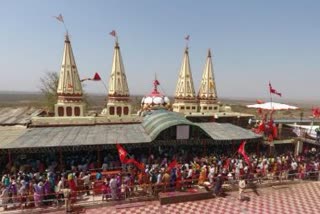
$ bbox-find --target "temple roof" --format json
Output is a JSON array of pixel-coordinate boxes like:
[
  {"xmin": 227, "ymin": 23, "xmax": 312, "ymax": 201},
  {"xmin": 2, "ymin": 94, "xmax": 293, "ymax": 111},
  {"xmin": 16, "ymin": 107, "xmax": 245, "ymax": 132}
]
[
  {"xmin": 108, "ymin": 41, "xmax": 130, "ymax": 97},
  {"xmin": 174, "ymin": 47, "xmax": 196, "ymax": 99},
  {"xmin": 56, "ymin": 34, "xmax": 83, "ymax": 98},
  {"xmin": 198, "ymin": 49, "xmax": 218, "ymax": 100},
  {"xmin": 141, "ymin": 110, "xmax": 193, "ymax": 140},
  {"xmin": 0, "ymin": 120, "xmax": 261, "ymax": 152}
]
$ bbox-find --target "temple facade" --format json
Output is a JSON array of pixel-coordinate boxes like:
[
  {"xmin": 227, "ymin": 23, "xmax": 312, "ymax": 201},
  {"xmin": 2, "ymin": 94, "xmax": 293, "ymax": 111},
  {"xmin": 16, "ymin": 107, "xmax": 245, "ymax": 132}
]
[{"xmin": 32, "ymin": 31, "xmax": 253, "ymax": 127}]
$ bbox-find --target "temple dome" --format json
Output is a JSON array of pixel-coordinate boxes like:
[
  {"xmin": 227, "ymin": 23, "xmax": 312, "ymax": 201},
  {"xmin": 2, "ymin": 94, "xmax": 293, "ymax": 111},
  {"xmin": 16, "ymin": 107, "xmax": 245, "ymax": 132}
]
[{"xmin": 140, "ymin": 79, "xmax": 171, "ymax": 113}]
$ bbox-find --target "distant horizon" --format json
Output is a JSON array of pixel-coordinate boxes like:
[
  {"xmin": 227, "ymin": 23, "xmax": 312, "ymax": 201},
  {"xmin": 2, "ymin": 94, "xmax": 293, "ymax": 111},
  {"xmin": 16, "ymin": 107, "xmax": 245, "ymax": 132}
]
[{"xmin": 1, "ymin": 90, "xmax": 320, "ymax": 104}]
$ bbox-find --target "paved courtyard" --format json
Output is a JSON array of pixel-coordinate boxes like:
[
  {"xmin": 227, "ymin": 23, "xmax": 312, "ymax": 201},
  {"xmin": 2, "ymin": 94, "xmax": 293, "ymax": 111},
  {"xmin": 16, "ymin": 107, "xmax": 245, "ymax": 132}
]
[{"xmin": 60, "ymin": 181, "xmax": 320, "ymax": 214}]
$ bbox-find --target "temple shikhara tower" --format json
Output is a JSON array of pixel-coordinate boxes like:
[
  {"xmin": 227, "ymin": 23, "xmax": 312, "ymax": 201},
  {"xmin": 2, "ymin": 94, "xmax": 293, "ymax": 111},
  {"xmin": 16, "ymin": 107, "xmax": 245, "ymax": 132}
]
[
  {"xmin": 198, "ymin": 49, "xmax": 219, "ymax": 113},
  {"xmin": 172, "ymin": 47, "xmax": 198, "ymax": 114},
  {"xmin": 54, "ymin": 34, "xmax": 86, "ymax": 117},
  {"xmin": 102, "ymin": 37, "xmax": 132, "ymax": 117}
]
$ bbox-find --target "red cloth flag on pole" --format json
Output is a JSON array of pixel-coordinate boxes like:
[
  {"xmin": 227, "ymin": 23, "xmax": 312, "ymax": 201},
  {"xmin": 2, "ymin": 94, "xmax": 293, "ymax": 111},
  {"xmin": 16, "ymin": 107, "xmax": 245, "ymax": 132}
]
[
  {"xmin": 116, "ymin": 144, "xmax": 145, "ymax": 171},
  {"xmin": 116, "ymin": 144, "xmax": 129, "ymax": 163},
  {"xmin": 237, "ymin": 141, "xmax": 250, "ymax": 166},
  {"xmin": 54, "ymin": 14, "xmax": 64, "ymax": 23},
  {"xmin": 109, "ymin": 30, "xmax": 117, "ymax": 37},
  {"xmin": 269, "ymin": 82, "xmax": 282, "ymax": 97},
  {"xmin": 132, "ymin": 160, "xmax": 145, "ymax": 171},
  {"xmin": 92, "ymin": 72, "xmax": 101, "ymax": 81},
  {"xmin": 185, "ymin": 35, "xmax": 190, "ymax": 41}
]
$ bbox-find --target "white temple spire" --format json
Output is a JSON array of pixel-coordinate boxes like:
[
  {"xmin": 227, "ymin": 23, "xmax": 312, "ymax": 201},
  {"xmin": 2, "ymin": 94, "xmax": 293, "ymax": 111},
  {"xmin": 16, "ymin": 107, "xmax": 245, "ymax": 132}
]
[
  {"xmin": 174, "ymin": 47, "xmax": 196, "ymax": 99},
  {"xmin": 107, "ymin": 41, "xmax": 130, "ymax": 97},
  {"xmin": 172, "ymin": 46, "xmax": 198, "ymax": 114},
  {"xmin": 198, "ymin": 49, "xmax": 218, "ymax": 100},
  {"xmin": 55, "ymin": 33, "xmax": 86, "ymax": 117},
  {"xmin": 102, "ymin": 34, "xmax": 132, "ymax": 117},
  {"xmin": 198, "ymin": 49, "xmax": 219, "ymax": 113}
]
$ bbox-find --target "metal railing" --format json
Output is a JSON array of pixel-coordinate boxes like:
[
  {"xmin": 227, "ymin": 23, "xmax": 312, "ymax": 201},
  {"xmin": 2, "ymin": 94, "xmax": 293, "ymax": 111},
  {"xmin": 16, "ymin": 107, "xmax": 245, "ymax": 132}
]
[{"xmin": 1, "ymin": 170, "xmax": 319, "ymax": 211}]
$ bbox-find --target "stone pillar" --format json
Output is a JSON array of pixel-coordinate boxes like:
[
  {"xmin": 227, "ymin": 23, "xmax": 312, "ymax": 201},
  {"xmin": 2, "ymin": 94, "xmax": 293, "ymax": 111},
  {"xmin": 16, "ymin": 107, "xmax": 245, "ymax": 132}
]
[{"xmin": 295, "ymin": 140, "xmax": 303, "ymax": 156}]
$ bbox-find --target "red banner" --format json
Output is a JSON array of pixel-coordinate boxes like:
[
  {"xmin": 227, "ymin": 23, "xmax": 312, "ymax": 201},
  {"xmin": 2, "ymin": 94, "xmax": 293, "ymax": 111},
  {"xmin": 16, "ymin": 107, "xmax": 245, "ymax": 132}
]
[
  {"xmin": 116, "ymin": 144, "xmax": 144, "ymax": 171},
  {"xmin": 237, "ymin": 141, "xmax": 250, "ymax": 166}
]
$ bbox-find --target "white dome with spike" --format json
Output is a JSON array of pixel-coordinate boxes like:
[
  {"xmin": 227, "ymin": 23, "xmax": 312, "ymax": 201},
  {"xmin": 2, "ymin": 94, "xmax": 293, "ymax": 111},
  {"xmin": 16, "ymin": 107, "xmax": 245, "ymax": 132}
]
[{"xmin": 140, "ymin": 78, "xmax": 171, "ymax": 111}]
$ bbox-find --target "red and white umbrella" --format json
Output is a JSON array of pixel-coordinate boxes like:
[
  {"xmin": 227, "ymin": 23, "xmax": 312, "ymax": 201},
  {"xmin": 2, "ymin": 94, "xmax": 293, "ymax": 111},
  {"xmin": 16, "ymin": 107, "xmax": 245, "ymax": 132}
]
[{"xmin": 246, "ymin": 102, "xmax": 299, "ymax": 110}]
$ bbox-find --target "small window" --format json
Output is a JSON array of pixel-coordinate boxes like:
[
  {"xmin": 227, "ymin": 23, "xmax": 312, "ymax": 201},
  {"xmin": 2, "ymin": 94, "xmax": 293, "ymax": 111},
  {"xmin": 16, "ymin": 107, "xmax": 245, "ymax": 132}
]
[
  {"xmin": 74, "ymin": 107, "xmax": 80, "ymax": 116},
  {"xmin": 192, "ymin": 106, "xmax": 196, "ymax": 110},
  {"xmin": 181, "ymin": 106, "xmax": 185, "ymax": 110},
  {"xmin": 186, "ymin": 106, "xmax": 190, "ymax": 110},
  {"xmin": 124, "ymin": 106, "xmax": 129, "ymax": 115},
  {"xmin": 209, "ymin": 107, "xmax": 212, "ymax": 110},
  {"xmin": 214, "ymin": 107, "xmax": 218, "ymax": 110},
  {"xmin": 58, "ymin": 107, "xmax": 64, "ymax": 116},
  {"xmin": 66, "ymin": 106, "xmax": 72, "ymax": 116},
  {"xmin": 204, "ymin": 107, "xmax": 207, "ymax": 110},
  {"xmin": 117, "ymin": 107, "xmax": 122, "ymax": 116},
  {"xmin": 109, "ymin": 106, "xmax": 115, "ymax": 115}
]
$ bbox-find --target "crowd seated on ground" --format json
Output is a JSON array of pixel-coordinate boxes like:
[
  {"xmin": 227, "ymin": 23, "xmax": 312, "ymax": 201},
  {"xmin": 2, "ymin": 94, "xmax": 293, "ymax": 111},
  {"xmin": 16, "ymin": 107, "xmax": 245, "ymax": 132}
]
[{"xmin": 1, "ymin": 147, "xmax": 320, "ymax": 210}]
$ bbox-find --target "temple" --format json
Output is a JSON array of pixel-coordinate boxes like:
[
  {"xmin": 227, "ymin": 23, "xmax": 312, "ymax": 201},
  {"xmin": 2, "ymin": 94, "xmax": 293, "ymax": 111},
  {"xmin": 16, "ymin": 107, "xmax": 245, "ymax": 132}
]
[{"xmin": 0, "ymin": 31, "xmax": 263, "ymax": 158}]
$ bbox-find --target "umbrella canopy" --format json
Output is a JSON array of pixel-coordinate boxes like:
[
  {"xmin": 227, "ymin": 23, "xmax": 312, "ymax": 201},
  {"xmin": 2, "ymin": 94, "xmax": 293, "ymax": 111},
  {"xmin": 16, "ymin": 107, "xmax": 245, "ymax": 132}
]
[{"xmin": 246, "ymin": 102, "xmax": 299, "ymax": 110}]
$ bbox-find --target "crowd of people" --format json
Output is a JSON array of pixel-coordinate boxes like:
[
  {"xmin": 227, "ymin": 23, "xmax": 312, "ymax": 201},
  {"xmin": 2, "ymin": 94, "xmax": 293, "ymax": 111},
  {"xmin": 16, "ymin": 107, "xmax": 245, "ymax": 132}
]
[{"xmin": 1, "ymin": 146, "xmax": 320, "ymax": 210}]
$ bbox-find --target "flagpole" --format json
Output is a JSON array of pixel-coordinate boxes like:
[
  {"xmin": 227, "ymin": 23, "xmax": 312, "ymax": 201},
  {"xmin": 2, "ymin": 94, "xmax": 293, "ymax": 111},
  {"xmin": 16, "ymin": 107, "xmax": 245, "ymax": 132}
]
[
  {"xmin": 269, "ymin": 81, "xmax": 273, "ymax": 109},
  {"xmin": 100, "ymin": 80, "xmax": 108, "ymax": 94},
  {"xmin": 62, "ymin": 22, "xmax": 68, "ymax": 35}
]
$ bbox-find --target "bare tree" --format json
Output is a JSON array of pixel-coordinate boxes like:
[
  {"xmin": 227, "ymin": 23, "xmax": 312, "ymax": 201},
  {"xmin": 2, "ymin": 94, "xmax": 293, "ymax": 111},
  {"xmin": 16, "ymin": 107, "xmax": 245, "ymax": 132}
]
[
  {"xmin": 39, "ymin": 71, "xmax": 59, "ymax": 113},
  {"xmin": 39, "ymin": 71, "xmax": 90, "ymax": 114}
]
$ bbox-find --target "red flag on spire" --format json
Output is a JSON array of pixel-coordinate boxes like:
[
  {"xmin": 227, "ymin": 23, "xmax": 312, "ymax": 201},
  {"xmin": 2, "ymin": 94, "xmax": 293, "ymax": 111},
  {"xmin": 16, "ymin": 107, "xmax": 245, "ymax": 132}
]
[
  {"xmin": 92, "ymin": 72, "xmax": 101, "ymax": 81},
  {"xmin": 54, "ymin": 14, "xmax": 64, "ymax": 23},
  {"xmin": 185, "ymin": 35, "xmax": 190, "ymax": 41},
  {"xmin": 154, "ymin": 79, "xmax": 160, "ymax": 86},
  {"xmin": 237, "ymin": 141, "xmax": 250, "ymax": 166},
  {"xmin": 269, "ymin": 82, "xmax": 282, "ymax": 97},
  {"xmin": 109, "ymin": 30, "xmax": 116, "ymax": 37}
]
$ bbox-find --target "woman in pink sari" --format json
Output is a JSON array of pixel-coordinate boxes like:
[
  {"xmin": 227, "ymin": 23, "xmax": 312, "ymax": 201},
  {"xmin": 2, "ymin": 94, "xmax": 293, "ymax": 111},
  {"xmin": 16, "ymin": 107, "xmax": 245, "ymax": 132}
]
[{"xmin": 33, "ymin": 181, "xmax": 43, "ymax": 207}]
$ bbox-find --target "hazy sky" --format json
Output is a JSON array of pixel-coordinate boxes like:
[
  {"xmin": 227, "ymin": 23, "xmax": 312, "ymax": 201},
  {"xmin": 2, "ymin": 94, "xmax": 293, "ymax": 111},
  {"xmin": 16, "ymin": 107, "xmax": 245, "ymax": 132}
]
[{"xmin": 0, "ymin": 0, "xmax": 319, "ymax": 101}]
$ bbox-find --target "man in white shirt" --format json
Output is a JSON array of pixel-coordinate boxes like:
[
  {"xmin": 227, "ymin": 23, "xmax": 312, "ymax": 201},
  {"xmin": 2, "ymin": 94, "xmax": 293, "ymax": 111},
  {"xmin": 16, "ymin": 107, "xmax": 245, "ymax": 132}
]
[
  {"xmin": 109, "ymin": 176, "xmax": 118, "ymax": 200},
  {"xmin": 238, "ymin": 178, "xmax": 246, "ymax": 201},
  {"xmin": 82, "ymin": 173, "xmax": 91, "ymax": 196},
  {"xmin": 56, "ymin": 177, "xmax": 65, "ymax": 202}
]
